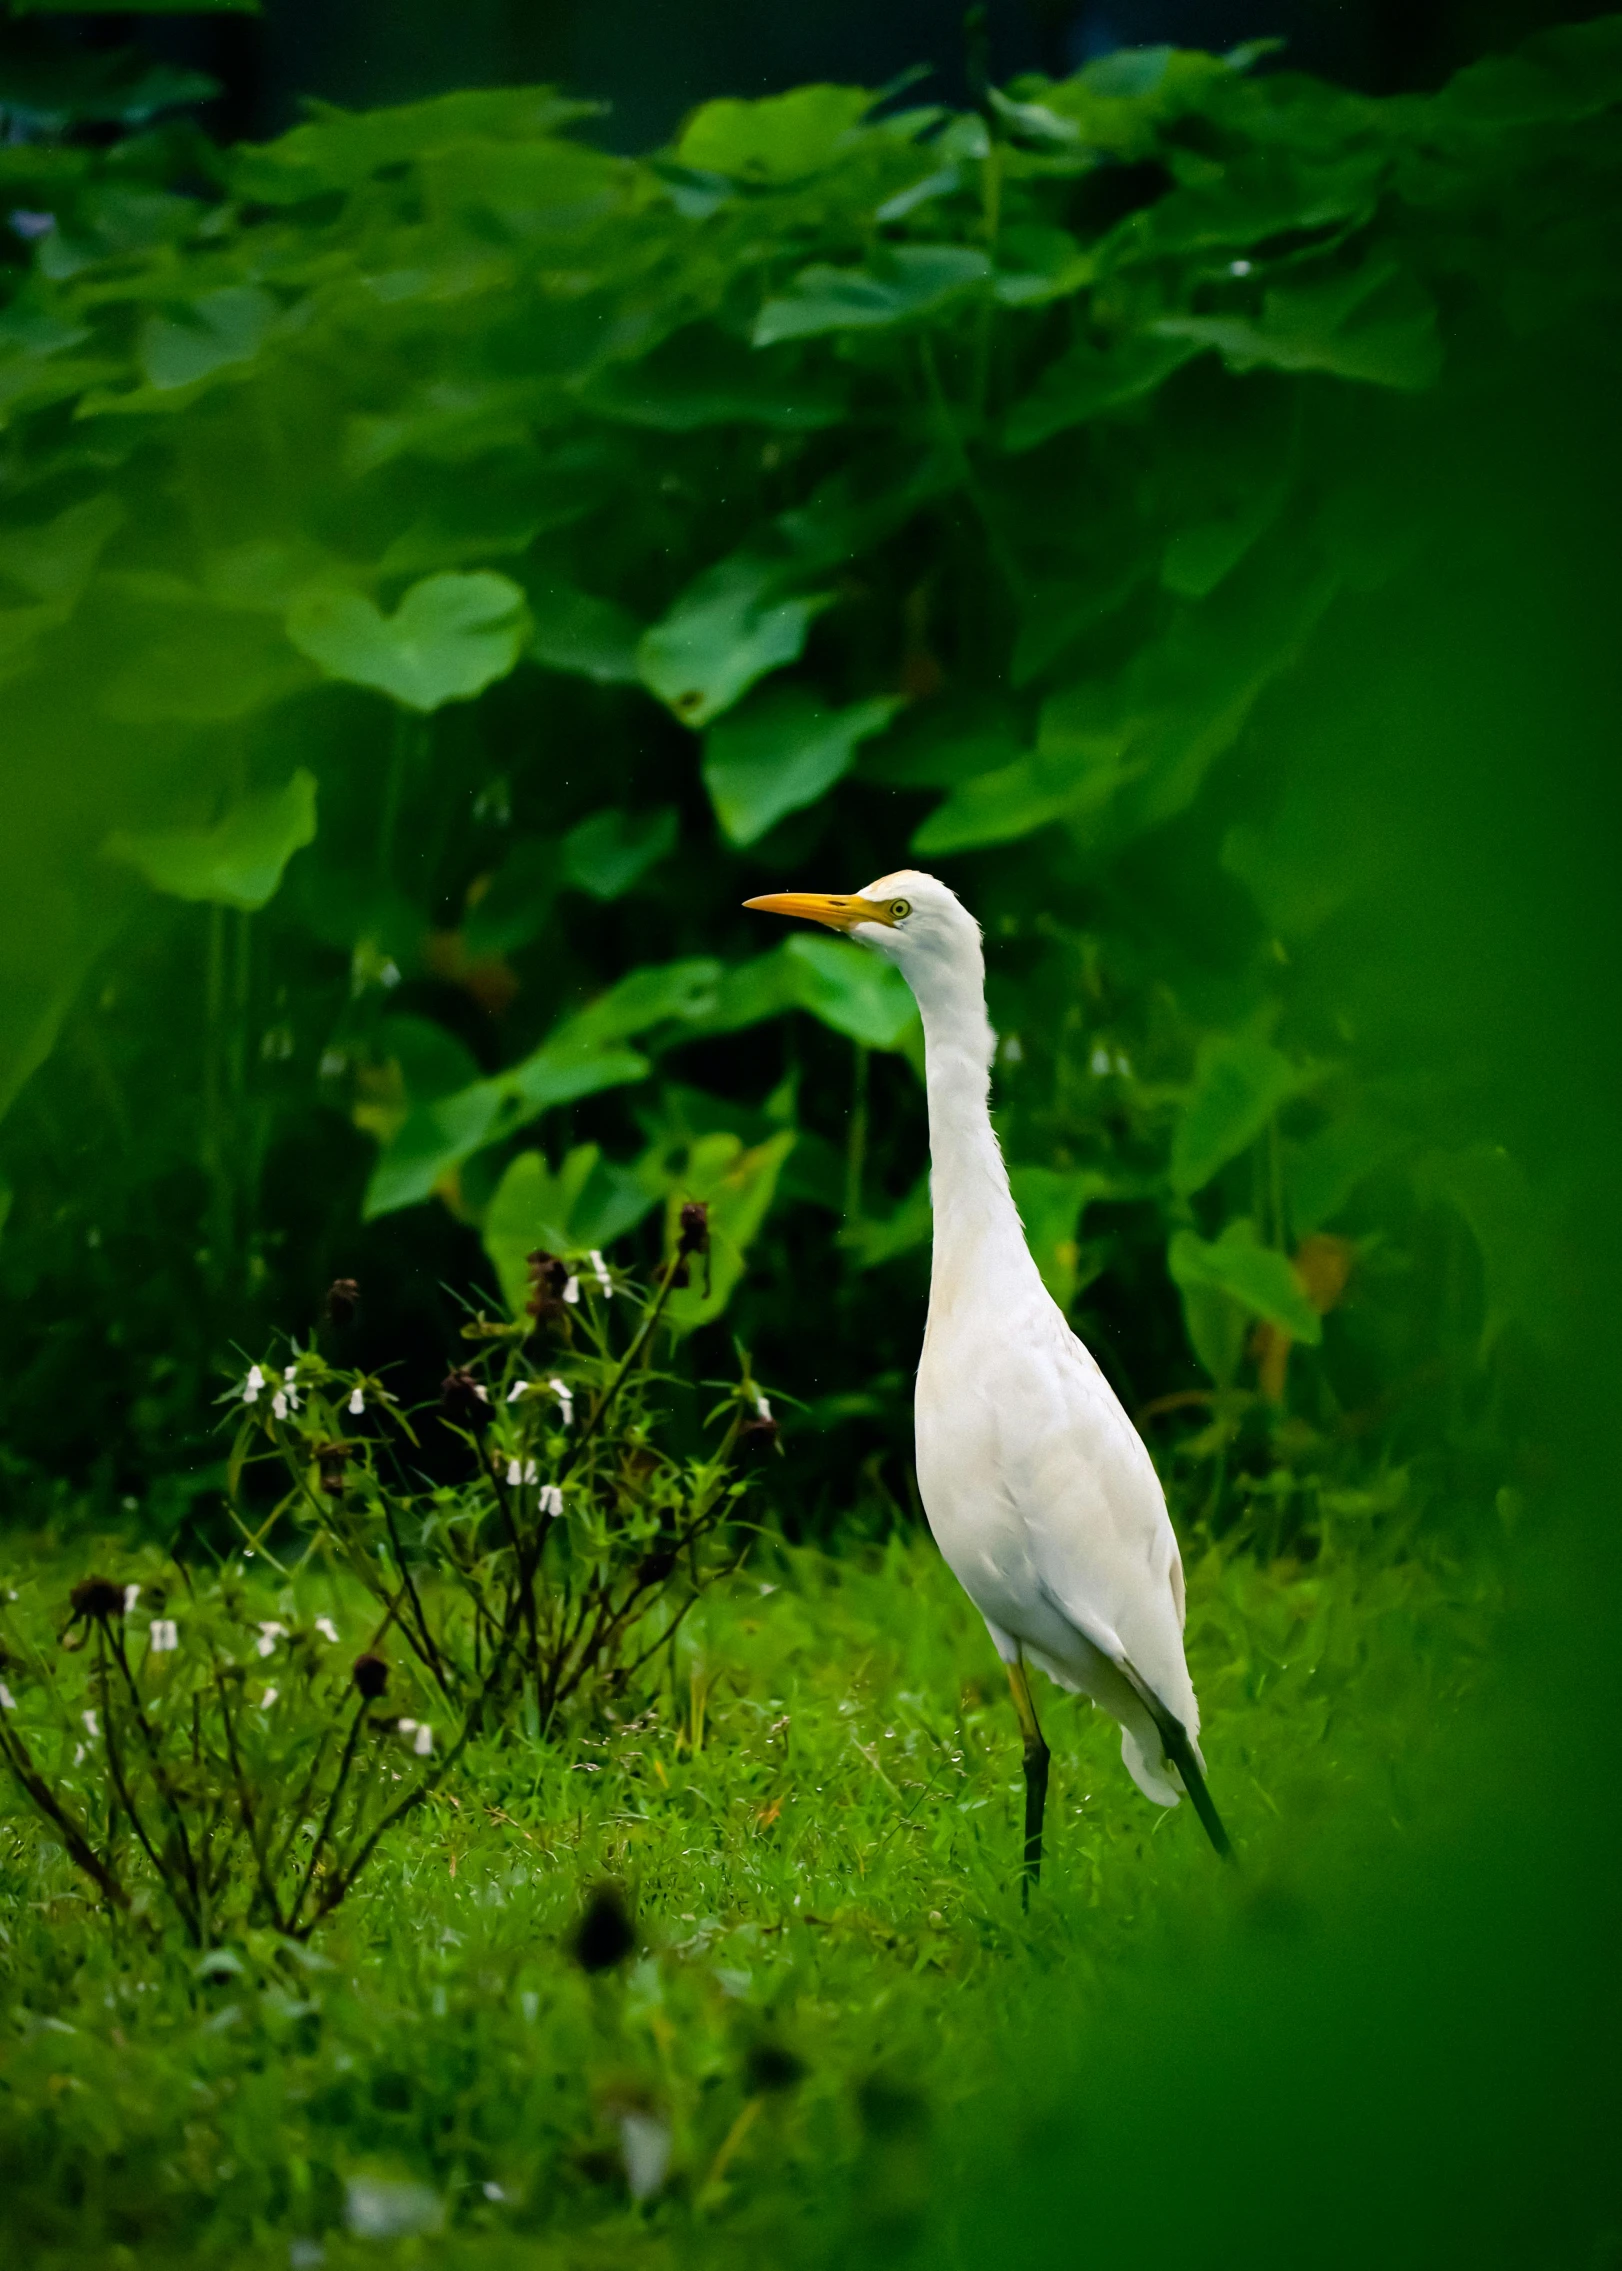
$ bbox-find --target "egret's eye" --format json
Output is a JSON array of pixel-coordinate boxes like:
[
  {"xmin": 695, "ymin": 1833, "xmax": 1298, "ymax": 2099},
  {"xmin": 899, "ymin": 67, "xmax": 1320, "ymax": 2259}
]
[{"xmin": 890, "ymin": 899, "xmax": 911, "ymax": 921}]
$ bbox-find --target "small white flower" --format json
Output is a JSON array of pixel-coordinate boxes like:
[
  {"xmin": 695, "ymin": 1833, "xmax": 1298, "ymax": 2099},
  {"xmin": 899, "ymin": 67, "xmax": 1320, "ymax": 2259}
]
[
  {"xmin": 283, "ymin": 1365, "xmax": 301, "ymax": 1410},
  {"xmin": 589, "ymin": 1250, "xmax": 613, "ymax": 1297},
  {"xmin": 272, "ymin": 1391, "xmax": 289, "ymax": 1420},
  {"xmin": 0, "ymin": 1682, "xmax": 15, "ymax": 1710},
  {"xmin": 1089, "ymin": 1045, "xmax": 1112, "ymax": 1077},
  {"xmin": 1230, "ymin": 257, "xmax": 1253, "ymax": 276},
  {"xmin": 505, "ymin": 1457, "xmax": 538, "ymax": 1486},
  {"xmin": 754, "ymin": 1392, "xmax": 772, "ymax": 1423},
  {"xmin": 1114, "ymin": 1051, "xmax": 1132, "ymax": 1078},
  {"xmin": 348, "ymin": 1387, "xmax": 365, "ymax": 1416},
  {"xmin": 474, "ymin": 1383, "xmax": 489, "ymax": 1403},
  {"xmin": 379, "ymin": 960, "xmax": 402, "ymax": 989},
  {"xmin": 81, "ymin": 1709, "xmax": 99, "ymax": 1738},
  {"xmin": 149, "ymin": 1619, "xmax": 178, "ymax": 1652},
  {"xmin": 73, "ymin": 1743, "xmax": 86, "ymax": 1765},
  {"xmin": 318, "ymin": 1049, "xmax": 348, "ymax": 1079},
  {"xmin": 506, "ymin": 1380, "xmax": 528, "ymax": 1403},
  {"xmin": 242, "ymin": 1365, "xmax": 265, "ymax": 1404},
  {"xmin": 563, "ymin": 1275, "xmax": 580, "ymax": 1304},
  {"xmin": 549, "ymin": 1378, "xmax": 573, "ymax": 1426},
  {"xmin": 261, "ymin": 1687, "xmax": 279, "ymax": 1709},
  {"xmin": 538, "ymin": 1484, "xmax": 563, "ymax": 1518},
  {"xmin": 618, "ymin": 2110, "xmax": 671, "ymax": 2202},
  {"xmin": 397, "ymin": 1717, "xmax": 417, "ymax": 1733},
  {"xmin": 482, "ymin": 2182, "xmax": 506, "ymax": 2202},
  {"xmin": 257, "ymin": 1621, "xmax": 285, "ymax": 1659},
  {"xmin": 123, "ymin": 1583, "xmax": 141, "ymax": 1615},
  {"xmin": 412, "ymin": 1723, "xmax": 433, "ymax": 1756},
  {"xmin": 524, "ymin": 1458, "xmax": 539, "ymax": 1485},
  {"xmin": 314, "ymin": 1616, "xmax": 340, "ymax": 1644}
]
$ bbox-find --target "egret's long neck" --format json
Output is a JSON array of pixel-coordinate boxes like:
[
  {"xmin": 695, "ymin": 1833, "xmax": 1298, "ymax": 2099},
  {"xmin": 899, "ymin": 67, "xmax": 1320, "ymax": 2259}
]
[{"xmin": 909, "ymin": 944, "xmax": 1042, "ymax": 1326}]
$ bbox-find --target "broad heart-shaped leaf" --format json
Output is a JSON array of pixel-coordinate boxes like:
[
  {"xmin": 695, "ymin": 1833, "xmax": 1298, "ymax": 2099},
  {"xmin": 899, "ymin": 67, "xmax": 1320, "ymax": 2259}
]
[
  {"xmin": 1169, "ymin": 1219, "xmax": 1322, "ymax": 1346},
  {"xmin": 842, "ymin": 1170, "xmax": 933, "ymax": 1271},
  {"xmin": 0, "ymin": 493, "xmax": 122, "ymax": 606},
  {"xmin": 1153, "ymin": 261, "xmax": 1442, "ymax": 391},
  {"xmin": 675, "ymin": 84, "xmax": 872, "ymax": 183},
  {"xmin": 287, "ymin": 572, "xmax": 527, "ymax": 713},
  {"xmin": 529, "ymin": 582, "xmax": 642, "ymax": 683},
  {"xmin": 754, "ymin": 245, "xmax": 990, "ymax": 347},
  {"xmin": 1171, "ymin": 1030, "xmax": 1306, "ymax": 1196},
  {"xmin": 784, "ymin": 934, "xmax": 919, "ymax": 1052},
  {"xmin": 483, "ymin": 1143, "xmax": 661, "ymax": 1316},
  {"xmin": 550, "ymin": 959, "xmax": 723, "ymax": 1052},
  {"xmin": 912, "ymin": 743, "xmax": 1131, "ymax": 856},
  {"xmin": 664, "ymin": 1129, "xmax": 797, "ymax": 1334},
  {"xmin": 579, "ymin": 326, "xmax": 848, "ymax": 432},
  {"xmin": 1286, "ymin": 1112, "xmax": 1407, "ymax": 1236},
  {"xmin": 561, "ymin": 807, "xmax": 678, "ymax": 899},
  {"xmin": 702, "ymin": 685, "xmax": 903, "ymax": 846},
  {"xmin": 637, "ymin": 554, "xmax": 834, "ymax": 728},
  {"xmin": 103, "ymin": 771, "xmax": 317, "ymax": 913}
]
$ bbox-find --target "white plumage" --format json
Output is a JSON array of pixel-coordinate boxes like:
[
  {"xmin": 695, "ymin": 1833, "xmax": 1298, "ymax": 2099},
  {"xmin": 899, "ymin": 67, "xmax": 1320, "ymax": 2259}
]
[{"xmin": 746, "ymin": 868, "xmax": 1227, "ymax": 1883}]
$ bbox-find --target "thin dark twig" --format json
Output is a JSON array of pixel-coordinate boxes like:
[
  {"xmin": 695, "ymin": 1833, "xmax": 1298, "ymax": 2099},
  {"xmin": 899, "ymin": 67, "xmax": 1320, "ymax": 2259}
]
[
  {"xmin": 216, "ymin": 1673, "xmax": 287, "ymax": 1933},
  {"xmin": 104, "ymin": 1618, "xmax": 205, "ymax": 1926},
  {"xmin": 288, "ymin": 1696, "xmax": 370, "ymax": 1934},
  {"xmin": 0, "ymin": 1721, "xmax": 129, "ymax": 1911}
]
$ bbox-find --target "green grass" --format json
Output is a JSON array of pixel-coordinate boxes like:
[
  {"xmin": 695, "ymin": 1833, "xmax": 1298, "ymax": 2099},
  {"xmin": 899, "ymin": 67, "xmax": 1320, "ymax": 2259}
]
[{"xmin": 0, "ymin": 1523, "xmax": 1494, "ymax": 2268}]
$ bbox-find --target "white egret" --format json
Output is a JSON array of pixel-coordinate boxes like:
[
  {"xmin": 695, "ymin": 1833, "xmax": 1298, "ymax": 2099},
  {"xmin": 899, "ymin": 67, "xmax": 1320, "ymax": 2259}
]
[{"xmin": 746, "ymin": 870, "xmax": 1230, "ymax": 1892}]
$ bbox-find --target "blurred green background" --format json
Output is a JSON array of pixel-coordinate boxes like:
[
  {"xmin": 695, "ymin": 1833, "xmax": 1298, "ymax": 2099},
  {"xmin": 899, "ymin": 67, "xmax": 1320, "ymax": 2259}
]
[{"xmin": 0, "ymin": 3, "xmax": 1617, "ymax": 2263}]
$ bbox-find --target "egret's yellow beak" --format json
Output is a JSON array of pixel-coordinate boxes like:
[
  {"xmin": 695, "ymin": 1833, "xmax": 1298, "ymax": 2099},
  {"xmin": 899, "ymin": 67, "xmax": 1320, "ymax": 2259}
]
[{"xmin": 742, "ymin": 891, "xmax": 894, "ymax": 931}]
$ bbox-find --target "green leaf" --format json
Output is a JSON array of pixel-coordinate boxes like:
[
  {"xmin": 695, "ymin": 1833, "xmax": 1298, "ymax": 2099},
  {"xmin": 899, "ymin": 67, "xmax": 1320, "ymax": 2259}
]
[
  {"xmin": 287, "ymin": 572, "xmax": 527, "ymax": 712},
  {"xmin": 785, "ymin": 934, "xmax": 919, "ymax": 1052},
  {"xmin": 483, "ymin": 1143, "xmax": 660, "ymax": 1315},
  {"xmin": 1171, "ymin": 1030, "xmax": 1304, "ymax": 1196},
  {"xmin": 550, "ymin": 959, "xmax": 722, "ymax": 1052},
  {"xmin": 843, "ymin": 1170, "xmax": 933, "ymax": 1270},
  {"xmin": 912, "ymin": 745, "xmax": 1128, "ymax": 856},
  {"xmin": 102, "ymin": 770, "xmax": 317, "ymax": 912},
  {"xmin": 462, "ymin": 839, "xmax": 558, "ymax": 957},
  {"xmin": 993, "ymin": 225, "xmax": 1095, "ymax": 307},
  {"xmin": 665, "ymin": 1129, "xmax": 798, "ymax": 1332},
  {"xmin": 1003, "ymin": 330, "xmax": 1203, "ymax": 453},
  {"xmin": 0, "ymin": 494, "xmax": 123, "ymax": 606},
  {"xmin": 529, "ymin": 583, "xmax": 642, "ymax": 684},
  {"xmin": 561, "ymin": 808, "xmax": 678, "ymax": 899},
  {"xmin": 1287, "ymin": 1114, "xmax": 1407, "ymax": 1236},
  {"xmin": 580, "ymin": 327, "xmax": 847, "ymax": 431},
  {"xmin": 637, "ymin": 554, "xmax": 834, "ymax": 728},
  {"xmin": 686, "ymin": 951, "xmax": 804, "ymax": 1039},
  {"xmin": 1169, "ymin": 1219, "xmax": 1322, "ymax": 1343},
  {"xmin": 1009, "ymin": 1165, "xmax": 1115, "ymax": 1309},
  {"xmin": 138, "ymin": 287, "xmax": 277, "ymax": 392},
  {"xmin": 674, "ymin": 85, "xmax": 872, "ymax": 183},
  {"xmin": 703, "ymin": 685, "xmax": 903, "ymax": 845},
  {"xmin": 754, "ymin": 245, "xmax": 990, "ymax": 347},
  {"xmin": 1154, "ymin": 262, "xmax": 1442, "ymax": 391},
  {"xmin": 230, "ymin": 88, "xmax": 599, "ymax": 203},
  {"xmin": 1414, "ymin": 1143, "xmax": 1548, "ymax": 1353}
]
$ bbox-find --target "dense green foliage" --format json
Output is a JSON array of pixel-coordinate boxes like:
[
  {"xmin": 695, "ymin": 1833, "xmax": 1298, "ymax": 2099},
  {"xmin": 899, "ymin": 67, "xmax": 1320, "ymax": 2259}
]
[{"xmin": 4, "ymin": 21, "xmax": 1618, "ymax": 1530}]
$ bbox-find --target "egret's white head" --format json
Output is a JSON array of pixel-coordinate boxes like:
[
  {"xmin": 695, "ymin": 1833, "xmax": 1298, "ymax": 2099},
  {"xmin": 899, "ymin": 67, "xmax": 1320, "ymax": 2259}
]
[{"xmin": 743, "ymin": 870, "xmax": 987, "ymax": 1040}]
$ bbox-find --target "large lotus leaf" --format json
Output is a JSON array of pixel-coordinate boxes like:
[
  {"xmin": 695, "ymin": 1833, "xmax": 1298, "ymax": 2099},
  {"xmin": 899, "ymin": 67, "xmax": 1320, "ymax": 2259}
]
[
  {"xmin": 675, "ymin": 85, "xmax": 872, "ymax": 183},
  {"xmin": 287, "ymin": 572, "xmax": 527, "ymax": 712},
  {"xmin": 1171, "ymin": 1031, "xmax": 1307, "ymax": 1196},
  {"xmin": 529, "ymin": 583, "xmax": 642, "ymax": 684},
  {"xmin": 1286, "ymin": 1113, "xmax": 1407, "ymax": 1236},
  {"xmin": 842, "ymin": 1170, "xmax": 933, "ymax": 1271},
  {"xmin": 579, "ymin": 327, "xmax": 848, "ymax": 431},
  {"xmin": 912, "ymin": 743, "xmax": 1130, "ymax": 856},
  {"xmin": 664, "ymin": 1129, "xmax": 797, "ymax": 1333},
  {"xmin": 754, "ymin": 245, "xmax": 990, "ymax": 347},
  {"xmin": 1169, "ymin": 1219, "xmax": 1322, "ymax": 1343},
  {"xmin": 550, "ymin": 959, "xmax": 722, "ymax": 1052},
  {"xmin": 638, "ymin": 553, "xmax": 834, "ymax": 728},
  {"xmin": 785, "ymin": 934, "xmax": 919, "ymax": 1052},
  {"xmin": 229, "ymin": 89, "xmax": 601, "ymax": 203},
  {"xmin": 703, "ymin": 685, "xmax": 902, "ymax": 845},
  {"xmin": 102, "ymin": 770, "xmax": 317, "ymax": 913},
  {"xmin": 1009, "ymin": 1165, "xmax": 1117, "ymax": 1309}
]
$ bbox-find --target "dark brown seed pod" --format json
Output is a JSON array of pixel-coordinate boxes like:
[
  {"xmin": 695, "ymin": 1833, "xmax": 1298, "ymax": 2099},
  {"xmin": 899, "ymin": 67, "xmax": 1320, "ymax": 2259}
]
[
  {"xmin": 676, "ymin": 1201, "xmax": 709, "ymax": 1257},
  {"xmin": 317, "ymin": 1442, "xmax": 353, "ymax": 1497},
  {"xmin": 572, "ymin": 1883, "xmax": 635, "ymax": 1973},
  {"xmin": 352, "ymin": 1653, "xmax": 389, "ymax": 1700},
  {"xmin": 439, "ymin": 1368, "xmax": 490, "ymax": 1429},
  {"xmin": 525, "ymin": 1249, "xmax": 573, "ymax": 1332},
  {"xmin": 70, "ymin": 1576, "xmax": 125, "ymax": 1623},
  {"xmin": 634, "ymin": 1548, "xmax": 676, "ymax": 1588},
  {"xmin": 740, "ymin": 1414, "xmax": 781, "ymax": 1457},
  {"xmin": 325, "ymin": 1278, "xmax": 361, "ymax": 1328},
  {"xmin": 745, "ymin": 2042, "xmax": 806, "ymax": 2094}
]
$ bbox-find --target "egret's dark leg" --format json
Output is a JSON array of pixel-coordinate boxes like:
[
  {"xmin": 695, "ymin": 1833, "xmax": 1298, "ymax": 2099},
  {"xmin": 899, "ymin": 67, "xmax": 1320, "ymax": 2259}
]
[{"xmin": 1006, "ymin": 1658, "xmax": 1050, "ymax": 1908}]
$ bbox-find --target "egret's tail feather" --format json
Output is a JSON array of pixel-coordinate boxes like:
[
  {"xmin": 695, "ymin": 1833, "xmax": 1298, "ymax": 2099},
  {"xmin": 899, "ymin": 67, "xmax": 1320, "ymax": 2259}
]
[{"xmin": 1157, "ymin": 1713, "xmax": 1232, "ymax": 1861}]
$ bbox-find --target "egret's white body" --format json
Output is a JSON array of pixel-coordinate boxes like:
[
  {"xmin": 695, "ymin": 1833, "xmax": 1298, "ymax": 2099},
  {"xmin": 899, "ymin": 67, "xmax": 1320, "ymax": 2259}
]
[{"xmin": 747, "ymin": 870, "xmax": 1220, "ymax": 1853}]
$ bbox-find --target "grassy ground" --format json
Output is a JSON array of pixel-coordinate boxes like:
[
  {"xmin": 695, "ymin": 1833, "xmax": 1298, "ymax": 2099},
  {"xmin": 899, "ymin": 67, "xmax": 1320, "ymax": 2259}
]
[{"xmin": 0, "ymin": 1521, "xmax": 1494, "ymax": 2268}]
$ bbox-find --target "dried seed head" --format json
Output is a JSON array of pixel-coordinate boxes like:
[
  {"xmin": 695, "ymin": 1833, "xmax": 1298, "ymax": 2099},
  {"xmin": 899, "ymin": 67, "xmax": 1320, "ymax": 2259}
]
[
  {"xmin": 352, "ymin": 1653, "xmax": 389, "ymax": 1700},
  {"xmin": 677, "ymin": 1201, "xmax": 709, "ymax": 1257},
  {"xmin": 572, "ymin": 1883, "xmax": 636, "ymax": 1974},
  {"xmin": 326, "ymin": 1278, "xmax": 361, "ymax": 1328},
  {"xmin": 525, "ymin": 1249, "xmax": 572, "ymax": 1331},
  {"xmin": 744, "ymin": 2042, "xmax": 806, "ymax": 2095},
  {"xmin": 439, "ymin": 1367, "xmax": 490, "ymax": 1429},
  {"xmin": 70, "ymin": 1576, "xmax": 125, "ymax": 1623},
  {"xmin": 740, "ymin": 1413, "xmax": 781, "ymax": 1457},
  {"xmin": 634, "ymin": 1548, "xmax": 677, "ymax": 1588},
  {"xmin": 317, "ymin": 1442, "xmax": 353, "ymax": 1497}
]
